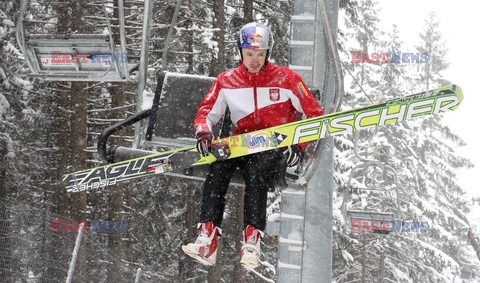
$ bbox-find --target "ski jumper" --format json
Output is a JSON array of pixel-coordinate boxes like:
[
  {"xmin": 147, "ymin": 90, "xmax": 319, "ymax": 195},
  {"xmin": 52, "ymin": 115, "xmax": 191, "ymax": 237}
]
[{"xmin": 194, "ymin": 61, "xmax": 324, "ymax": 231}]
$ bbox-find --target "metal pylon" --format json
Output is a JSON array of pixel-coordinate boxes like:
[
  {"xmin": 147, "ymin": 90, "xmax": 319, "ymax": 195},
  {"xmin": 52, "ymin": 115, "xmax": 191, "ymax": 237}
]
[{"xmin": 271, "ymin": 0, "xmax": 341, "ymax": 282}]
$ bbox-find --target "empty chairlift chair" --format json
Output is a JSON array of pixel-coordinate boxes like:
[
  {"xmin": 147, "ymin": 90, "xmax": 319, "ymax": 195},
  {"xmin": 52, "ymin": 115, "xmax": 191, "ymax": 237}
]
[
  {"xmin": 341, "ymin": 132, "xmax": 400, "ymax": 235},
  {"xmin": 342, "ymin": 161, "xmax": 399, "ymax": 235},
  {"xmin": 16, "ymin": 0, "xmax": 138, "ymax": 82},
  {"xmin": 23, "ymin": 34, "xmax": 138, "ymax": 82}
]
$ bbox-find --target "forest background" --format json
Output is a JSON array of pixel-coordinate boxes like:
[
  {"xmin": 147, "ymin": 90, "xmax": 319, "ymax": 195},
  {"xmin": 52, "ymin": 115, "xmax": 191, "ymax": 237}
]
[{"xmin": 0, "ymin": 0, "xmax": 479, "ymax": 282}]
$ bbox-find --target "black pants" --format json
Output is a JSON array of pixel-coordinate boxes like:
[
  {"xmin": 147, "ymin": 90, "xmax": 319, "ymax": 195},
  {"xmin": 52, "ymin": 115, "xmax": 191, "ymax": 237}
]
[{"xmin": 199, "ymin": 150, "xmax": 283, "ymax": 231}]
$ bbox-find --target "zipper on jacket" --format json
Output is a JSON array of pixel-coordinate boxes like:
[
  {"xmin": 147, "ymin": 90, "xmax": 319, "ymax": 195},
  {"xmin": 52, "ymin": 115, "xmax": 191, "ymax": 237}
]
[{"xmin": 253, "ymin": 74, "xmax": 260, "ymax": 125}]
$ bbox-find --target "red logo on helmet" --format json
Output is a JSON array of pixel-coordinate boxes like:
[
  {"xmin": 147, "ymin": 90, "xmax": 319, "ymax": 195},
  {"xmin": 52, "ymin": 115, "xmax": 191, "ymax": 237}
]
[{"xmin": 247, "ymin": 33, "xmax": 264, "ymax": 47}]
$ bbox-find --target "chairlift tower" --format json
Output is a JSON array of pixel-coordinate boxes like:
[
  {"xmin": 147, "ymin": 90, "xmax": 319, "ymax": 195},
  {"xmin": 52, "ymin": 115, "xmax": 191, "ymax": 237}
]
[{"xmin": 270, "ymin": 0, "xmax": 342, "ymax": 282}]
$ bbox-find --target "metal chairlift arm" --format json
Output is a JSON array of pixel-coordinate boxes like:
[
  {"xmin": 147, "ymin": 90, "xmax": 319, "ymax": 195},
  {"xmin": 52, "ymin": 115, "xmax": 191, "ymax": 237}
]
[{"xmin": 97, "ymin": 109, "xmax": 151, "ymax": 163}]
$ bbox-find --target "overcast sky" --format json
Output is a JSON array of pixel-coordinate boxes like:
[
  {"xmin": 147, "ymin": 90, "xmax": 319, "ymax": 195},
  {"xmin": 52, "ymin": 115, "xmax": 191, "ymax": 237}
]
[{"xmin": 374, "ymin": 0, "xmax": 480, "ymax": 206}]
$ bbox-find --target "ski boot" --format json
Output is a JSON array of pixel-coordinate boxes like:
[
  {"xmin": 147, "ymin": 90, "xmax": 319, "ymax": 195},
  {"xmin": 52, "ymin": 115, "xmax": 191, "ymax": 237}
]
[
  {"xmin": 182, "ymin": 222, "xmax": 221, "ymax": 266},
  {"xmin": 240, "ymin": 225, "xmax": 263, "ymax": 270}
]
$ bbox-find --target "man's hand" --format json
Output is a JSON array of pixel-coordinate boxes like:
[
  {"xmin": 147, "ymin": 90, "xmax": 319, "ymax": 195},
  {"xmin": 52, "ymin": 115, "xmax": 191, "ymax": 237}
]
[
  {"xmin": 283, "ymin": 144, "xmax": 302, "ymax": 167},
  {"xmin": 196, "ymin": 131, "xmax": 214, "ymax": 157}
]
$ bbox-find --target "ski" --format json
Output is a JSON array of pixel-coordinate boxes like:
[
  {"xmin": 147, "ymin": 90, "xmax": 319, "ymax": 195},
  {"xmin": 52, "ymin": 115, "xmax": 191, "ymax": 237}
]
[{"xmin": 63, "ymin": 84, "xmax": 463, "ymax": 193}]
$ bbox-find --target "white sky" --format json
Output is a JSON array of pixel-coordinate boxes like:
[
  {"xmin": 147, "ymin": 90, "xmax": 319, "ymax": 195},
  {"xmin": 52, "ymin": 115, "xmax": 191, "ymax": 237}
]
[{"xmin": 375, "ymin": 0, "xmax": 480, "ymax": 201}]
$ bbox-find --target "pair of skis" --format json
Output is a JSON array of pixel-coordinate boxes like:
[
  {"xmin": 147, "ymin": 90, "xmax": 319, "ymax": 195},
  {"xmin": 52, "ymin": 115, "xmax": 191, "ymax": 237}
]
[{"xmin": 63, "ymin": 84, "xmax": 463, "ymax": 193}]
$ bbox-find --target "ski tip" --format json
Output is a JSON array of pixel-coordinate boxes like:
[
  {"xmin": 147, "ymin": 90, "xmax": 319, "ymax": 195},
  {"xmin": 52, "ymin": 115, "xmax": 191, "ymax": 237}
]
[
  {"xmin": 446, "ymin": 84, "xmax": 463, "ymax": 109},
  {"xmin": 437, "ymin": 84, "xmax": 463, "ymax": 109},
  {"xmin": 452, "ymin": 84, "xmax": 463, "ymax": 105}
]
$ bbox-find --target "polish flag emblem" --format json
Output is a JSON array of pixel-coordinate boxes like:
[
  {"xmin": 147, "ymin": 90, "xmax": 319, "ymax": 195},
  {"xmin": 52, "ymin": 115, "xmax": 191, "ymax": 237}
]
[{"xmin": 269, "ymin": 89, "xmax": 280, "ymax": 102}]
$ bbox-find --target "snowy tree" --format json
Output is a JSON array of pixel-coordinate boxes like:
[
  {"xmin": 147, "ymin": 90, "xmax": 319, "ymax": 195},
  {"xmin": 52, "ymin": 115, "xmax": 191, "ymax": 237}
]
[
  {"xmin": 416, "ymin": 11, "xmax": 449, "ymax": 91},
  {"xmin": 4, "ymin": 0, "xmax": 478, "ymax": 281},
  {"xmin": 334, "ymin": 3, "xmax": 478, "ymax": 282},
  {"xmin": 344, "ymin": 0, "xmax": 383, "ymax": 88},
  {"xmin": 379, "ymin": 24, "xmax": 410, "ymax": 96}
]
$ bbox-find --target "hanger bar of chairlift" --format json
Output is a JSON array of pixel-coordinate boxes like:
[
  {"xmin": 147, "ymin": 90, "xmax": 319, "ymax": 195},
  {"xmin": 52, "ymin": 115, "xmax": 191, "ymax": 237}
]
[
  {"xmin": 318, "ymin": 0, "xmax": 343, "ymax": 113},
  {"xmin": 132, "ymin": 0, "xmax": 154, "ymax": 148},
  {"xmin": 16, "ymin": 0, "xmax": 36, "ymax": 75},
  {"xmin": 342, "ymin": 106, "xmax": 402, "ymax": 234},
  {"xmin": 101, "ymin": 0, "xmax": 123, "ymax": 79},
  {"xmin": 297, "ymin": 0, "xmax": 345, "ymax": 183},
  {"xmin": 118, "ymin": 0, "xmax": 131, "ymax": 82}
]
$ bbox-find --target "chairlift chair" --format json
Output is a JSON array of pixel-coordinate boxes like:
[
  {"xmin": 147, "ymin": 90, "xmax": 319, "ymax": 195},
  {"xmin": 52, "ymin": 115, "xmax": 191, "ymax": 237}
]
[
  {"xmin": 342, "ymin": 161, "xmax": 399, "ymax": 235},
  {"xmin": 16, "ymin": 0, "xmax": 139, "ymax": 82},
  {"xmin": 23, "ymin": 34, "xmax": 138, "ymax": 82},
  {"xmin": 453, "ymin": 228, "xmax": 480, "ymax": 282},
  {"xmin": 341, "ymin": 132, "xmax": 400, "ymax": 235},
  {"xmin": 95, "ymin": 72, "xmax": 246, "ymax": 184}
]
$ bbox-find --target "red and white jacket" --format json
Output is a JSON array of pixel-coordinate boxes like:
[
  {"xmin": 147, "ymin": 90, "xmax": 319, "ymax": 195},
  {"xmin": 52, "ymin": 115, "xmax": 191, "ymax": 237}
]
[{"xmin": 194, "ymin": 62, "xmax": 324, "ymax": 137}]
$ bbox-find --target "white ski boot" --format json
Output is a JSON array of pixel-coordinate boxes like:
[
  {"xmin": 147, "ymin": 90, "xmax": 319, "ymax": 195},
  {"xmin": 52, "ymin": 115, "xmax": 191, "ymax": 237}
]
[
  {"xmin": 182, "ymin": 222, "xmax": 221, "ymax": 266},
  {"xmin": 240, "ymin": 225, "xmax": 263, "ymax": 270}
]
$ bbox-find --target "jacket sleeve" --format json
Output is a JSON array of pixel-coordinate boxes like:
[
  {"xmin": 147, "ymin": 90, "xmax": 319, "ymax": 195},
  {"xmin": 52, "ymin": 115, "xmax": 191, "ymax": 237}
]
[
  {"xmin": 287, "ymin": 71, "xmax": 324, "ymax": 150},
  {"xmin": 193, "ymin": 79, "xmax": 227, "ymax": 135},
  {"xmin": 288, "ymin": 72, "xmax": 324, "ymax": 118}
]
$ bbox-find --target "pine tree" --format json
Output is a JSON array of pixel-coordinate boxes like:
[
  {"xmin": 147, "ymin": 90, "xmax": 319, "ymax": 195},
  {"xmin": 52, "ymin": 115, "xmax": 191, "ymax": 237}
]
[
  {"xmin": 344, "ymin": 0, "xmax": 383, "ymax": 88},
  {"xmin": 379, "ymin": 24, "xmax": 409, "ymax": 96},
  {"xmin": 6, "ymin": 0, "xmax": 477, "ymax": 281},
  {"xmin": 334, "ymin": 4, "xmax": 478, "ymax": 282},
  {"xmin": 416, "ymin": 11, "xmax": 449, "ymax": 91}
]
